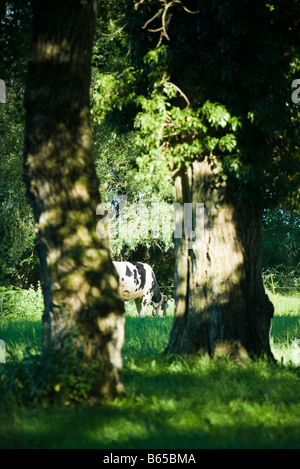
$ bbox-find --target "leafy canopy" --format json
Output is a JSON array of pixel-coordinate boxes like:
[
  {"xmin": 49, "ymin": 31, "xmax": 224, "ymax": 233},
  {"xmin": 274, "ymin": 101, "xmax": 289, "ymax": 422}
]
[{"xmin": 98, "ymin": 0, "xmax": 300, "ymax": 209}]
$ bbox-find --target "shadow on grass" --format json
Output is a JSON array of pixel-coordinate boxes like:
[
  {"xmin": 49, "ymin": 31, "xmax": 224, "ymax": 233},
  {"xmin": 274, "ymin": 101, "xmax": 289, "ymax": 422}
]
[
  {"xmin": 1, "ymin": 314, "xmax": 300, "ymax": 449},
  {"xmin": 1, "ymin": 357, "xmax": 300, "ymax": 449}
]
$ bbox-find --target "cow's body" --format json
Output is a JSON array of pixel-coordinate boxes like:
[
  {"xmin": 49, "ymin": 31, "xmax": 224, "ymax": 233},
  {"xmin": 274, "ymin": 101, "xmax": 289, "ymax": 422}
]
[{"xmin": 113, "ymin": 261, "xmax": 168, "ymax": 317}]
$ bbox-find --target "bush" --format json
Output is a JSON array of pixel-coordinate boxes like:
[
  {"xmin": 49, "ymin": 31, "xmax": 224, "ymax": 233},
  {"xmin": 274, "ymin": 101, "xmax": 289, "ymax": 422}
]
[
  {"xmin": 262, "ymin": 208, "xmax": 300, "ymax": 269},
  {"xmin": 0, "ymin": 284, "xmax": 43, "ymax": 320},
  {"xmin": 0, "ymin": 338, "xmax": 99, "ymax": 408},
  {"xmin": 0, "ymin": 85, "xmax": 38, "ymax": 288},
  {"xmin": 263, "ymin": 266, "xmax": 300, "ymax": 294}
]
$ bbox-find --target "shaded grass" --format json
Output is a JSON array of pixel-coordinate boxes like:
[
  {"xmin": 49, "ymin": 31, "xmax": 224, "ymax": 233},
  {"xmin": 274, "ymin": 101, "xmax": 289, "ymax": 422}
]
[
  {"xmin": 0, "ymin": 291, "xmax": 299, "ymax": 449},
  {"xmin": 1, "ymin": 357, "xmax": 300, "ymax": 449}
]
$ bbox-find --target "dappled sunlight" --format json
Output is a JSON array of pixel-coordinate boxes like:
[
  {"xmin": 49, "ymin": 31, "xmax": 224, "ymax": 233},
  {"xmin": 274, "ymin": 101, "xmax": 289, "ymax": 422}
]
[
  {"xmin": 35, "ymin": 41, "xmax": 71, "ymax": 62},
  {"xmin": 1, "ymin": 357, "xmax": 300, "ymax": 449},
  {"xmin": 0, "ymin": 287, "xmax": 299, "ymax": 448}
]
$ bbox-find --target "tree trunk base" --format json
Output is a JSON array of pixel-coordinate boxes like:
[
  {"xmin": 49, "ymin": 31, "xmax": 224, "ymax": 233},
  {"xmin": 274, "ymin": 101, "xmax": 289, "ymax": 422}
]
[{"xmin": 166, "ymin": 158, "xmax": 275, "ymax": 362}]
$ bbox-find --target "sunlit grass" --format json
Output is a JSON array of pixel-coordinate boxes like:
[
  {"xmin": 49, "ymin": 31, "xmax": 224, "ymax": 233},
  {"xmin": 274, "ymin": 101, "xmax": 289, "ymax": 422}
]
[
  {"xmin": 0, "ymin": 318, "xmax": 42, "ymax": 360},
  {"xmin": 0, "ymin": 289, "xmax": 299, "ymax": 448},
  {"xmin": 268, "ymin": 291, "xmax": 300, "ymax": 365}
]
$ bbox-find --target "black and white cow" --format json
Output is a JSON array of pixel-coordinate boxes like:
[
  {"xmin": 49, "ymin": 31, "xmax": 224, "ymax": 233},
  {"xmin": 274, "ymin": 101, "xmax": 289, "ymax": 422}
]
[{"xmin": 113, "ymin": 261, "xmax": 168, "ymax": 317}]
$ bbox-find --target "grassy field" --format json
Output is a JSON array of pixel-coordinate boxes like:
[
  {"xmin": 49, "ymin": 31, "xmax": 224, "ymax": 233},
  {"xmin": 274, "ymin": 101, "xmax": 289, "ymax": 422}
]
[{"xmin": 0, "ymin": 289, "xmax": 299, "ymax": 449}]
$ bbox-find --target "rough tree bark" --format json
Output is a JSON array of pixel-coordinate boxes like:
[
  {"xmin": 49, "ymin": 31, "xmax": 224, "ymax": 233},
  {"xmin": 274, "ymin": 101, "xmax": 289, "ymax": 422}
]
[
  {"xmin": 23, "ymin": 0, "xmax": 125, "ymax": 398},
  {"xmin": 166, "ymin": 156, "xmax": 274, "ymax": 361}
]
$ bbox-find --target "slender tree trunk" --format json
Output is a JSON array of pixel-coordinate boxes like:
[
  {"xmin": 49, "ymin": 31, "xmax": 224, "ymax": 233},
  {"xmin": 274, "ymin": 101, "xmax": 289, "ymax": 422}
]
[
  {"xmin": 23, "ymin": 0, "xmax": 125, "ymax": 398},
  {"xmin": 166, "ymin": 156, "xmax": 274, "ymax": 361}
]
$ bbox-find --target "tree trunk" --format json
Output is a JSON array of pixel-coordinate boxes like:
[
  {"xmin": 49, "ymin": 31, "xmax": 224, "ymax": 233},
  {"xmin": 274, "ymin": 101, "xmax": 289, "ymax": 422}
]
[
  {"xmin": 23, "ymin": 0, "xmax": 125, "ymax": 398},
  {"xmin": 166, "ymin": 157, "xmax": 274, "ymax": 361}
]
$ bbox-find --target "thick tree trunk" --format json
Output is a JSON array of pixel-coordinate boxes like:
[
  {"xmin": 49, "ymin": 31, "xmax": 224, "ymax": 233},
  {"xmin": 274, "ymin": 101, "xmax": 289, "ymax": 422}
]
[
  {"xmin": 23, "ymin": 0, "xmax": 125, "ymax": 398},
  {"xmin": 166, "ymin": 157, "xmax": 274, "ymax": 361}
]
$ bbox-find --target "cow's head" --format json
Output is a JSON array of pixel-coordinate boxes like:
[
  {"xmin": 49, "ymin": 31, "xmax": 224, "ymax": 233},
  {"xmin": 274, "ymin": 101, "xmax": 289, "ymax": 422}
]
[{"xmin": 152, "ymin": 295, "xmax": 168, "ymax": 317}]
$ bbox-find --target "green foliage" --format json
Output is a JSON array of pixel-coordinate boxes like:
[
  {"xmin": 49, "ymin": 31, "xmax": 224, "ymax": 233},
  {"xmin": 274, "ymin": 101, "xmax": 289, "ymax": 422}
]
[
  {"xmin": 262, "ymin": 208, "xmax": 300, "ymax": 268},
  {"xmin": 92, "ymin": 116, "xmax": 175, "ymax": 273},
  {"xmin": 93, "ymin": 124, "xmax": 139, "ymax": 202},
  {"xmin": 0, "ymin": 288, "xmax": 97, "ymax": 406},
  {"xmin": 0, "ymin": 1, "xmax": 32, "ymax": 82},
  {"xmin": 263, "ymin": 268, "xmax": 300, "ymax": 293},
  {"xmin": 0, "ymin": 3, "xmax": 35, "ymax": 288},
  {"xmin": 91, "ymin": 5, "xmax": 299, "ymax": 282},
  {"xmin": 0, "ymin": 284, "xmax": 43, "ymax": 320},
  {"xmin": 0, "ymin": 7, "xmax": 34, "ymax": 287},
  {"xmin": 134, "ymin": 71, "xmax": 244, "ymax": 179},
  {"xmin": 0, "ymin": 85, "xmax": 38, "ymax": 287},
  {"xmin": 0, "ymin": 339, "xmax": 99, "ymax": 407},
  {"xmin": 91, "ymin": 24, "xmax": 174, "ymax": 274},
  {"xmin": 105, "ymin": 0, "xmax": 300, "ymax": 208},
  {"xmin": 2, "ymin": 2, "xmax": 299, "ymax": 290}
]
